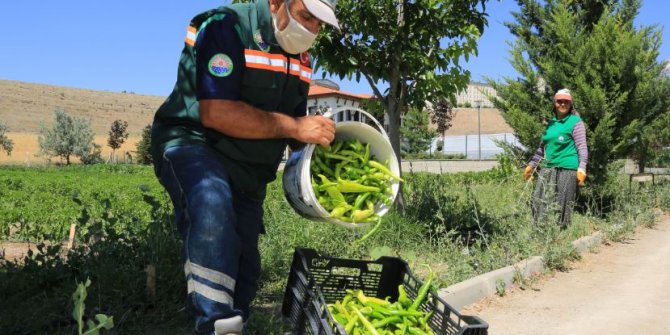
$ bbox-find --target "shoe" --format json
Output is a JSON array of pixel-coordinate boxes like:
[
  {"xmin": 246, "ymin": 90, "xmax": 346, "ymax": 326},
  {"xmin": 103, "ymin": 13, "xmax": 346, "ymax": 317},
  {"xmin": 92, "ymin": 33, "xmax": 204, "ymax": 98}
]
[{"xmin": 213, "ymin": 315, "xmax": 243, "ymax": 335}]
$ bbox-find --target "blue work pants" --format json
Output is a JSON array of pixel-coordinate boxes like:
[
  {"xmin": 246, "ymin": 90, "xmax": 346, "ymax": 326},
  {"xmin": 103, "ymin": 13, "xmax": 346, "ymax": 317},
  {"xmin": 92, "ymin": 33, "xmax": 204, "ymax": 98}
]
[{"xmin": 156, "ymin": 144, "xmax": 264, "ymax": 334}]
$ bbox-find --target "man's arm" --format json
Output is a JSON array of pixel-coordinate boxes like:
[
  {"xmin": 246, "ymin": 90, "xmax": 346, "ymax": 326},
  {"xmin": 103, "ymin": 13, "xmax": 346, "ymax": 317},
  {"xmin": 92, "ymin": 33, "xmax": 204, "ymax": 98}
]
[{"xmin": 199, "ymin": 99, "xmax": 335, "ymax": 147}]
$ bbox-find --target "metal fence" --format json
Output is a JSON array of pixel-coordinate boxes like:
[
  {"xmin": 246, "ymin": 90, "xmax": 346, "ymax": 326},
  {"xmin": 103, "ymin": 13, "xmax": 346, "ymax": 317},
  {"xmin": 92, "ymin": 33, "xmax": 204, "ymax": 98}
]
[{"xmin": 431, "ymin": 133, "xmax": 521, "ymax": 160}]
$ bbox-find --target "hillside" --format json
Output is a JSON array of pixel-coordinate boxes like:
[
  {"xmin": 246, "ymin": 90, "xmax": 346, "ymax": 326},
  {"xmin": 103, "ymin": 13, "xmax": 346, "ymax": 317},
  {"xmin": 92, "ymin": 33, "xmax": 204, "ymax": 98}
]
[
  {"xmin": 446, "ymin": 107, "xmax": 513, "ymax": 136},
  {"xmin": 0, "ymin": 79, "xmax": 514, "ymax": 164},
  {"xmin": 0, "ymin": 80, "xmax": 165, "ymax": 135}
]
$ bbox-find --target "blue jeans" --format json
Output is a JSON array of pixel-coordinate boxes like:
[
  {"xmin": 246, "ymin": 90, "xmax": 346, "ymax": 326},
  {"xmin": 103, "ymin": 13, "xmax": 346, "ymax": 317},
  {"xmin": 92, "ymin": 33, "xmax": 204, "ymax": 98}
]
[{"xmin": 156, "ymin": 144, "xmax": 264, "ymax": 334}]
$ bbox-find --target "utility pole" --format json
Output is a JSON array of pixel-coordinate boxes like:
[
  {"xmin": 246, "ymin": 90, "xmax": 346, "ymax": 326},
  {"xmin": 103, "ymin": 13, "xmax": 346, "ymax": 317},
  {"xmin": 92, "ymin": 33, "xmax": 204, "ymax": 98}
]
[{"xmin": 475, "ymin": 100, "xmax": 482, "ymax": 160}]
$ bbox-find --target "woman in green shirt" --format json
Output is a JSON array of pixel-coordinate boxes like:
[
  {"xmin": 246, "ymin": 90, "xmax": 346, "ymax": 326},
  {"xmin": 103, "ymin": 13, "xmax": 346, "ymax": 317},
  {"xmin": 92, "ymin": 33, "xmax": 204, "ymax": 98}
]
[{"xmin": 523, "ymin": 88, "xmax": 588, "ymax": 228}]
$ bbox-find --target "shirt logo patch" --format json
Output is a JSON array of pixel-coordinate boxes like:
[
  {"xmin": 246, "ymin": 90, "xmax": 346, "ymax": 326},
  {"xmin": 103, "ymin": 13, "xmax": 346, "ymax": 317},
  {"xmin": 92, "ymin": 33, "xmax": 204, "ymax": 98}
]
[
  {"xmin": 300, "ymin": 52, "xmax": 311, "ymax": 67},
  {"xmin": 208, "ymin": 54, "xmax": 233, "ymax": 77},
  {"xmin": 255, "ymin": 30, "xmax": 270, "ymax": 52}
]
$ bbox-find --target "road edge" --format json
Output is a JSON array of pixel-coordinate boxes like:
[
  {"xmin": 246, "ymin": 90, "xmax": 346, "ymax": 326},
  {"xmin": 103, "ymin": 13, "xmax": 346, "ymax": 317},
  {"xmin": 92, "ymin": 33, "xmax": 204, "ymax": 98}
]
[{"xmin": 438, "ymin": 231, "xmax": 605, "ymax": 311}]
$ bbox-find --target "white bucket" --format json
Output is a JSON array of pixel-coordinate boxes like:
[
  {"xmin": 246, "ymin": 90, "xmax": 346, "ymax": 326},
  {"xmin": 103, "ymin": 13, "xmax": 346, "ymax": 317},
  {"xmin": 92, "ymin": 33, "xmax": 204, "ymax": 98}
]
[{"xmin": 282, "ymin": 107, "xmax": 400, "ymax": 229}]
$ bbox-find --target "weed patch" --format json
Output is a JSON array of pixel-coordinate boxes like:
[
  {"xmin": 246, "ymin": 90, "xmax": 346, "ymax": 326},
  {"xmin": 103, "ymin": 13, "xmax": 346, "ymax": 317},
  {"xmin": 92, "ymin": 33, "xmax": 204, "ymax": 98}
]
[{"xmin": 1, "ymin": 164, "xmax": 668, "ymax": 333}]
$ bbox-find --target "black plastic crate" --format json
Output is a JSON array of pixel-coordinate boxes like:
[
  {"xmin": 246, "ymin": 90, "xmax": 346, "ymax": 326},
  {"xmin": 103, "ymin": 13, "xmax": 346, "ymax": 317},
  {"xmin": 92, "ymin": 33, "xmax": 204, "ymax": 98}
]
[{"xmin": 282, "ymin": 248, "xmax": 488, "ymax": 335}]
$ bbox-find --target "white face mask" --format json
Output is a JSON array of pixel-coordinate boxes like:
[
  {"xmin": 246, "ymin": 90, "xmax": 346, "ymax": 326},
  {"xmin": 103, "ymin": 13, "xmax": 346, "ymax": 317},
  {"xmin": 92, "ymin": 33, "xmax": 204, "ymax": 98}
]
[{"xmin": 272, "ymin": 0, "xmax": 317, "ymax": 54}]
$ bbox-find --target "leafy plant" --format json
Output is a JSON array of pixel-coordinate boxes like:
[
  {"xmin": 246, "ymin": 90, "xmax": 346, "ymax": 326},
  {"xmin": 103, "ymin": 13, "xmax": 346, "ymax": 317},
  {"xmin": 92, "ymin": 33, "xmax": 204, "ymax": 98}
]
[
  {"xmin": 0, "ymin": 121, "xmax": 14, "ymax": 156},
  {"xmin": 38, "ymin": 108, "xmax": 99, "ymax": 165},
  {"xmin": 135, "ymin": 124, "xmax": 153, "ymax": 165},
  {"xmin": 495, "ymin": 278, "xmax": 506, "ymax": 297},
  {"xmin": 429, "ymin": 97, "xmax": 456, "ymax": 138},
  {"xmin": 107, "ymin": 120, "xmax": 129, "ymax": 163},
  {"xmin": 400, "ymin": 107, "xmax": 438, "ymax": 155},
  {"xmin": 72, "ymin": 278, "xmax": 114, "ymax": 335}
]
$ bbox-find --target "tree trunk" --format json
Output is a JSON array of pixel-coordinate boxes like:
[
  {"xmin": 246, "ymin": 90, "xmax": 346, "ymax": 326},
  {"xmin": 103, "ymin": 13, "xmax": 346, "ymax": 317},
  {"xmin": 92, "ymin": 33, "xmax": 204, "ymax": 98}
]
[
  {"xmin": 637, "ymin": 148, "xmax": 647, "ymax": 174},
  {"xmin": 386, "ymin": 61, "xmax": 405, "ymax": 213}
]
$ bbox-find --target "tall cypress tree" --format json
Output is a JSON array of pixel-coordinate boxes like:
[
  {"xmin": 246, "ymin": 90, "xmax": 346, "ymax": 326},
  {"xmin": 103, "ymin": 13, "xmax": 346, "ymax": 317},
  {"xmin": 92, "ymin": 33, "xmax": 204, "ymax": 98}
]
[{"xmin": 490, "ymin": 0, "xmax": 670, "ymax": 187}]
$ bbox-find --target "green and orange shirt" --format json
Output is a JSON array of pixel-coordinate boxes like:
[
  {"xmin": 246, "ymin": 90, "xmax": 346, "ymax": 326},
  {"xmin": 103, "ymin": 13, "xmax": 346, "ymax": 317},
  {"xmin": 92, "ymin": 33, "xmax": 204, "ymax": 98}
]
[{"xmin": 529, "ymin": 113, "xmax": 588, "ymax": 171}]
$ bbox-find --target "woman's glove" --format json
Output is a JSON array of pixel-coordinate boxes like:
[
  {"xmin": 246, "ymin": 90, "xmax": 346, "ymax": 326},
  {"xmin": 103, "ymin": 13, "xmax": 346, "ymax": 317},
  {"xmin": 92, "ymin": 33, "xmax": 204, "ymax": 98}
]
[
  {"xmin": 577, "ymin": 168, "xmax": 587, "ymax": 186},
  {"xmin": 524, "ymin": 165, "xmax": 534, "ymax": 181}
]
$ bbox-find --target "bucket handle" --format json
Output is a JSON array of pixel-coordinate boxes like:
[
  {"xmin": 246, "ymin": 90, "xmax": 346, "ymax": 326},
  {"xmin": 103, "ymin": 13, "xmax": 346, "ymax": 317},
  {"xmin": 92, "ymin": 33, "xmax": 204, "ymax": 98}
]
[{"xmin": 324, "ymin": 107, "xmax": 390, "ymax": 141}]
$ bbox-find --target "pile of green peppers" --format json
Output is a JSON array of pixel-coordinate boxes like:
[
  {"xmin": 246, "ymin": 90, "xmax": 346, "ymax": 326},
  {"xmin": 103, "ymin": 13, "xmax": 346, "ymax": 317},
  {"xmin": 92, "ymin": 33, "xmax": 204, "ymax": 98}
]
[
  {"xmin": 311, "ymin": 139, "xmax": 403, "ymax": 224},
  {"xmin": 327, "ymin": 271, "xmax": 436, "ymax": 335}
]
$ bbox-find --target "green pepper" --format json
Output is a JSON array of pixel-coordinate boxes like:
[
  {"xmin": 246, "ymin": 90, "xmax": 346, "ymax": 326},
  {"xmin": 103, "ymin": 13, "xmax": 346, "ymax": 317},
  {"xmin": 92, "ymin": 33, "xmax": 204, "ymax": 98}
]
[
  {"xmin": 368, "ymin": 160, "xmax": 403, "ymax": 181},
  {"xmin": 379, "ymin": 309, "xmax": 424, "ymax": 317},
  {"xmin": 353, "ymin": 193, "xmax": 371, "ymax": 210},
  {"xmin": 406, "ymin": 326, "xmax": 429, "ymax": 335},
  {"xmin": 323, "ymin": 152, "xmax": 355, "ymax": 162},
  {"xmin": 351, "ymin": 306, "xmax": 382, "ymax": 335},
  {"xmin": 313, "ymin": 154, "xmax": 334, "ymax": 176},
  {"xmin": 331, "ymin": 140, "xmax": 344, "ymax": 153},
  {"xmin": 336, "ymin": 180, "xmax": 381, "ymax": 193},
  {"xmin": 397, "ymin": 285, "xmax": 411, "ymax": 307},
  {"xmin": 335, "ymin": 300, "xmax": 351, "ymax": 319},
  {"xmin": 330, "ymin": 204, "xmax": 352, "ymax": 219},
  {"xmin": 351, "ymin": 209, "xmax": 375, "ymax": 222},
  {"xmin": 363, "ymin": 143, "xmax": 370, "ymax": 165},
  {"xmin": 345, "ymin": 313, "xmax": 359, "ymax": 333},
  {"xmin": 372, "ymin": 315, "xmax": 402, "ymax": 328},
  {"xmin": 318, "ymin": 174, "xmax": 346, "ymax": 206},
  {"xmin": 339, "ymin": 149, "xmax": 365, "ymax": 161},
  {"xmin": 331, "ymin": 313, "xmax": 348, "ymax": 327},
  {"xmin": 410, "ymin": 267, "xmax": 434, "ymax": 311},
  {"xmin": 357, "ymin": 217, "xmax": 383, "ymax": 243},
  {"xmin": 344, "ymin": 166, "xmax": 368, "ymax": 177},
  {"xmin": 356, "ymin": 289, "xmax": 390, "ymax": 307}
]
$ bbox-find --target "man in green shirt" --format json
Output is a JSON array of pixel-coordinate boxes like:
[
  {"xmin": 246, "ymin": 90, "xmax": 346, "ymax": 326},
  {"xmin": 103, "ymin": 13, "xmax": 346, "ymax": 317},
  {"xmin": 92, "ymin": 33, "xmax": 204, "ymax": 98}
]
[{"xmin": 150, "ymin": 1, "xmax": 339, "ymax": 333}]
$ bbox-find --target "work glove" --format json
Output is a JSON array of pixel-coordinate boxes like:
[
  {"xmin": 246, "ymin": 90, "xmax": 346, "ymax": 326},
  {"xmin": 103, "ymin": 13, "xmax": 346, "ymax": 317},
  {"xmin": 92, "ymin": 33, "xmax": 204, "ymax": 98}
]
[
  {"xmin": 577, "ymin": 168, "xmax": 587, "ymax": 186},
  {"xmin": 523, "ymin": 165, "xmax": 534, "ymax": 181}
]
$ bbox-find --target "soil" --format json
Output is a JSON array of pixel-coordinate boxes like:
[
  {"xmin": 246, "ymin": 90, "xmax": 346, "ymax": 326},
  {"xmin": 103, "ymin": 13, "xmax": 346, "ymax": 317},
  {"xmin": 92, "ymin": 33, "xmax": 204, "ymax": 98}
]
[
  {"xmin": 462, "ymin": 214, "xmax": 670, "ymax": 335},
  {"xmin": 0, "ymin": 241, "xmax": 58, "ymax": 262}
]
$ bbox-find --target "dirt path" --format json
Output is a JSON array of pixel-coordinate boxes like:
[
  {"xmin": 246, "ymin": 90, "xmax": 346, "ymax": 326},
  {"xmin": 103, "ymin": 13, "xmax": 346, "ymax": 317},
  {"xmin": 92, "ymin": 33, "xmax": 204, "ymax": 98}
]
[
  {"xmin": 0, "ymin": 241, "xmax": 60, "ymax": 262},
  {"xmin": 462, "ymin": 215, "xmax": 670, "ymax": 335}
]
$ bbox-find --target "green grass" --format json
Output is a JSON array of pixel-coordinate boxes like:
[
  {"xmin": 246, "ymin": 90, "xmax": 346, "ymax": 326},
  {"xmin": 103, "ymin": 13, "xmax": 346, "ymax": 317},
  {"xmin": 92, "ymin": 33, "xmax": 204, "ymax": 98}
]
[{"xmin": 1, "ymin": 164, "xmax": 668, "ymax": 334}]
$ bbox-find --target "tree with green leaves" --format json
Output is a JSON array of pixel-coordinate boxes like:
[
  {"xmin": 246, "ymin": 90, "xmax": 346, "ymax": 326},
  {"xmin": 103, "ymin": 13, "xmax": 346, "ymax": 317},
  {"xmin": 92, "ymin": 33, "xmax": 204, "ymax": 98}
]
[
  {"xmin": 0, "ymin": 122, "xmax": 14, "ymax": 156},
  {"xmin": 38, "ymin": 109, "xmax": 99, "ymax": 165},
  {"xmin": 489, "ymin": 0, "xmax": 670, "ymax": 186},
  {"xmin": 135, "ymin": 124, "xmax": 153, "ymax": 165},
  {"xmin": 400, "ymin": 107, "xmax": 437, "ymax": 155},
  {"xmin": 313, "ymin": 0, "xmax": 488, "ymax": 168},
  {"xmin": 429, "ymin": 97, "xmax": 456, "ymax": 150},
  {"xmin": 107, "ymin": 120, "xmax": 129, "ymax": 163}
]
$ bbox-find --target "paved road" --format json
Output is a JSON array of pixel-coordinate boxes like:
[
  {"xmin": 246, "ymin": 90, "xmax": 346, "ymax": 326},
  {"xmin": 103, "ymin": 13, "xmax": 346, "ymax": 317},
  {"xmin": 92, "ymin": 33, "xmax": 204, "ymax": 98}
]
[
  {"xmin": 279, "ymin": 159, "xmax": 499, "ymax": 173},
  {"xmin": 463, "ymin": 214, "xmax": 670, "ymax": 335}
]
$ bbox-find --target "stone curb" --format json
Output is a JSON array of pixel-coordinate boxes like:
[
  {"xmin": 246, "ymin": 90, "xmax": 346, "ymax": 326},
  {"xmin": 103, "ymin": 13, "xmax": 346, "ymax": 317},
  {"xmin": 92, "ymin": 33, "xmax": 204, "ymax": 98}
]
[{"xmin": 438, "ymin": 231, "xmax": 605, "ymax": 311}]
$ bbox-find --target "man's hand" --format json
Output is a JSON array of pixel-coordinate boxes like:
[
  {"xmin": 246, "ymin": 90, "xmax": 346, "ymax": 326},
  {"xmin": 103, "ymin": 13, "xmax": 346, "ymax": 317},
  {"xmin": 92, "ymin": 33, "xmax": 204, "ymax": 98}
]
[
  {"xmin": 199, "ymin": 100, "xmax": 336, "ymax": 146},
  {"xmin": 577, "ymin": 168, "xmax": 587, "ymax": 186},
  {"xmin": 524, "ymin": 165, "xmax": 534, "ymax": 181},
  {"xmin": 293, "ymin": 116, "xmax": 336, "ymax": 148}
]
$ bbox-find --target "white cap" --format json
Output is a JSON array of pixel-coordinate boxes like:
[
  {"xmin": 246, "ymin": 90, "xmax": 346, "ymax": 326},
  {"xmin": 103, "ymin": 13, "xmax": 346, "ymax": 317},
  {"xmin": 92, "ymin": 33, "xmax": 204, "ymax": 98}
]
[
  {"xmin": 554, "ymin": 88, "xmax": 572, "ymax": 101},
  {"xmin": 302, "ymin": 0, "xmax": 340, "ymax": 32}
]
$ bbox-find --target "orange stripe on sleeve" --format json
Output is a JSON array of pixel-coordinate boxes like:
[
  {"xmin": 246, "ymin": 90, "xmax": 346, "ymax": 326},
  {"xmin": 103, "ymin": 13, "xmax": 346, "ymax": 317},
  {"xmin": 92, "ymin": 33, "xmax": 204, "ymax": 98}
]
[{"xmin": 245, "ymin": 63, "xmax": 287, "ymax": 73}]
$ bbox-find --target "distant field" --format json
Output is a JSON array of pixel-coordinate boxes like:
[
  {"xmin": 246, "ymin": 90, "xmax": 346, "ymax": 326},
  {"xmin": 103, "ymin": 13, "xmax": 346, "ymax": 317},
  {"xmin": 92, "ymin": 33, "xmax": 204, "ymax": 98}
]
[
  {"xmin": 0, "ymin": 80, "xmax": 159, "ymax": 165},
  {"xmin": 0, "ymin": 132, "xmax": 140, "ymax": 165},
  {"xmin": 0, "ymin": 80, "xmax": 162, "ymax": 135}
]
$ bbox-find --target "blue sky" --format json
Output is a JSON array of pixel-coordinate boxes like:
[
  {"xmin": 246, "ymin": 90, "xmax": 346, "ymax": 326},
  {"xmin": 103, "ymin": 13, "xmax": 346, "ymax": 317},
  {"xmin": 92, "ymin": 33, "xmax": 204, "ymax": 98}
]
[{"xmin": 0, "ymin": 1, "xmax": 668, "ymax": 97}]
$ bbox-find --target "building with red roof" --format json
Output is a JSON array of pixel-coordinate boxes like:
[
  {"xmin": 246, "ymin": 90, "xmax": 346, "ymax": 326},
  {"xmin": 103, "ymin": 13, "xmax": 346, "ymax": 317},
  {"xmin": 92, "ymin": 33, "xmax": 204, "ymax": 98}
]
[{"xmin": 307, "ymin": 79, "xmax": 373, "ymax": 122}]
